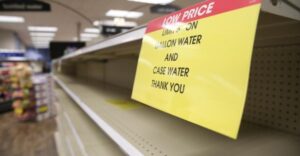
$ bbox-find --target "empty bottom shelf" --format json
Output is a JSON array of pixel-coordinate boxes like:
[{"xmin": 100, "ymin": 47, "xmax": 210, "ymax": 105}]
[
  {"xmin": 55, "ymin": 87, "xmax": 124, "ymax": 156},
  {"xmin": 55, "ymin": 75, "xmax": 300, "ymax": 156}
]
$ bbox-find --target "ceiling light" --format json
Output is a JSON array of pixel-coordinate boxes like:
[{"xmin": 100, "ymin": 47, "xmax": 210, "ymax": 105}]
[
  {"xmin": 31, "ymin": 39, "xmax": 53, "ymax": 43},
  {"xmin": 72, "ymin": 37, "xmax": 94, "ymax": 42},
  {"xmin": 33, "ymin": 40, "xmax": 51, "ymax": 43},
  {"xmin": 93, "ymin": 20, "xmax": 101, "ymax": 26},
  {"xmin": 106, "ymin": 9, "xmax": 143, "ymax": 19},
  {"xmin": 124, "ymin": 11, "xmax": 143, "ymax": 18},
  {"xmin": 31, "ymin": 36, "xmax": 53, "ymax": 41},
  {"xmin": 81, "ymin": 37, "xmax": 93, "ymax": 41},
  {"xmin": 33, "ymin": 43, "xmax": 49, "ymax": 46},
  {"xmin": 114, "ymin": 17, "xmax": 125, "ymax": 25},
  {"xmin": 34, "ymin": 43, "xmax": 49, "ymax": 45},
  {"xmin": 33, "ymin": 42, "xmax": 50, "ymax": 46},
  {"xmin": 84, "ymin": 28, "xmax": 100, "ymax": 33},
  {"xmin": 106, "ymin": 10, "xmax": 127, "ymax": 17},
  {"xmin": 72, "ymin": 37, "xmax": 78, "ymax": 41},
  {"xmin": 0, "ymin": 15, "xmax": 24, "ymax": 23},
  {"xmin": 100, "ymin": 20, "xmax": 137, "ymax": 27},
  {"xmin": 128, "ymin": 0, "xmax": 174, "ymax": 4},
  {"xmin": 28, "ymin": 26, "xmax": 58, "ymax": 32},
  {"xmin": 30, "ymin": 32, "xmax": 55, "ymax": 37},
  {"xmin": 33, "ymin": 41, "xmax": 49, "ymax": 44},
  {"xmin": 32, "ymin": 41, "xmax": 52, "ymax": 45},
  {"xmin": 33, "ymin": 44, "xmax": 49, "ymax": 48},
  {"xmin": 80, "ymin": 33, "xmax": 99, "ymax": 38}
]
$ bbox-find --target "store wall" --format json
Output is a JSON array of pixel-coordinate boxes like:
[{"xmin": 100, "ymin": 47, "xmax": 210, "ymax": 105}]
[{"xmin": 0, "ymin": 29, "xmax": 25, "ymax": 50}]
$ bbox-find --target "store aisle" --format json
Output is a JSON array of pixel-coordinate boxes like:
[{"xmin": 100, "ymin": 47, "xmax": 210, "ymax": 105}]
[{"xmin": 0, "ymin": 112, "xmax": 58, "ymax": 156}]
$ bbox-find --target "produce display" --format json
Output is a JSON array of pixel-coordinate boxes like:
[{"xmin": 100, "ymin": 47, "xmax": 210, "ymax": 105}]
[
  {"xmin": 0, "ymin": 62, "xmax": 56, "ymax": 121},
  {"xmin": 10, "ymin": 63, "xmax": 36, "ymax": 121},
  {"xmin": 0, "ymin": 67, "xmax": 12, "ymax": 103},
  {"xmin": 0, "ymin": 63, "xmax": 20, "ymax": 113}
]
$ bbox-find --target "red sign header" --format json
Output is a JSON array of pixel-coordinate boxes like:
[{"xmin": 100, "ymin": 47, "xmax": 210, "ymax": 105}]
[{"xmin": 146, "ymin": 0, "xmax": 261, "ymax": 33}]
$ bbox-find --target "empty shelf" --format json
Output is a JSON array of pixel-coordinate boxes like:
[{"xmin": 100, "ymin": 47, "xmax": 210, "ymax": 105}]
[
  {"xmin": 55, "ymin": 87, "xmax": 125, "ymax": 156},
  {"xmin": 54, "ymin": 75, "xmax": 300, "ymax": 156}
]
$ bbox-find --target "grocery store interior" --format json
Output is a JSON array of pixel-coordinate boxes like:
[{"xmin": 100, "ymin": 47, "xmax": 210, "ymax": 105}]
[{"xmin": 0, "ymin": 0, "xmax": 299, "ymax": 156}]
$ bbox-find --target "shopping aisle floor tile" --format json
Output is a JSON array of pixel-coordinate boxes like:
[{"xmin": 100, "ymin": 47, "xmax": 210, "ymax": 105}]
[{"xmin": 0, "ymin": 112, "xmax": 58, "ymax": 156}]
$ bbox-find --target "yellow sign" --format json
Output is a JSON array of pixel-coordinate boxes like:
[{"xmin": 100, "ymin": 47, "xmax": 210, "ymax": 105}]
[{"xmin": 132, "ymin": 0, "xmax": 261, "ymax": 139}]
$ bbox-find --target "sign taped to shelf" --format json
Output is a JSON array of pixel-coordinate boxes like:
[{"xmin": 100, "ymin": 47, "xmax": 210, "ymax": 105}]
[{"xmin": 132, "ymin": 0, "xmax": 261, "ymax": 139}]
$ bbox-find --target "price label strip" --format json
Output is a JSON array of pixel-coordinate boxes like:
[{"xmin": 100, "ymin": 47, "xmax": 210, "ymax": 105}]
[{"xmin": 132, "ymin": 0, "xmax": 261, "ymax": 139}]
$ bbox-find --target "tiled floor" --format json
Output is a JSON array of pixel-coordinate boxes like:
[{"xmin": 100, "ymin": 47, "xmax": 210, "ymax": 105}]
[{"xmin": 0, "ymin": 112, "xmax": 58, "ymax": 156}]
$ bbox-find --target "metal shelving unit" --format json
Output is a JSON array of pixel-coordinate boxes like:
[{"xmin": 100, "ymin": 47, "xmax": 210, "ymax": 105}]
[
  {"xmin": 60, "ymin": 26, "xmax": 146, "ymax": 61},
  {"xmin": 52, "ymin": 3, "xmax": 300, "ymax": 156}
]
